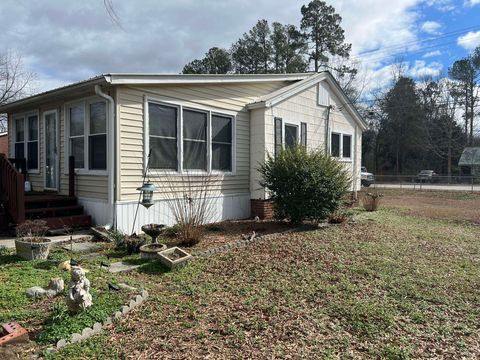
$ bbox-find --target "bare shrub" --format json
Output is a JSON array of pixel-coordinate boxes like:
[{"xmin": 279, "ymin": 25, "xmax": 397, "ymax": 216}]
[
  {"xmin": 16, "ymin": 220, "xmax": 49, "ymax": 239},
  {"xmin": 362, "ymin": 192, "xmax": 384, "ymax": 212},
  {"xmin": 154, "ymin": 172, "xmax": 219, "ymax": 247}
]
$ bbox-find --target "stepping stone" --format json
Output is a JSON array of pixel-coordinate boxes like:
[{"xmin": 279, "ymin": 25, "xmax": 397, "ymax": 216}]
[
  {"xmin": 62, "ymin": 241, "xmax": 99, "ymax": 253},
  {"xmin": 108, "ymin": 262, "xmax": 141, "ymax": 273}
]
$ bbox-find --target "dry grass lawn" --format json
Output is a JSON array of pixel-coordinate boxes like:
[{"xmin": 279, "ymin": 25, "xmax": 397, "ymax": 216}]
[{"xmin": 43, "ymin": 190, "xmax": 480, "ymax": 359}]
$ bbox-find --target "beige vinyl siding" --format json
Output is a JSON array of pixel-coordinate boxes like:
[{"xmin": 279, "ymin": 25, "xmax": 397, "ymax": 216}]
[
  {"xmin": 7, "ymin": 94, "xmax": 109, "ymax": 200},
  {"xmin": 251, "ymin": 80, "xmax": 362, "ymax": 197},
  {"xmin": 117, "ymin": 81, "xmax": 290, "ymax": 201}
]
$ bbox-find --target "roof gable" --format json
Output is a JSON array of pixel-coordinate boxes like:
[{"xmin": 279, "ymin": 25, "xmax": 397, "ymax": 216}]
[{"xmin": 247, "ymin": 71, "xmax": 367, "ymax": 130}]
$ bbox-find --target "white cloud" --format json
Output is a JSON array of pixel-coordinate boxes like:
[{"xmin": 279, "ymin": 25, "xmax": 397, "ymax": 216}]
[
  {"xmin": 0, "ymin": 0, "xmax": 429, "ymax": 94},
  {"xmin": 466, "ymin": 0, "xmax": 480, "ymax": 6},
  {"xmin": 421, "ymin": 21, "xmax": 442, "ymax": 35},
  {"xmin": 457, "ymin": 31, "xmax": 480, "ymax": 50},
  {"xmin": 408, "ymin": 60, "xmax": 443, "ymax": 78},
  {"xmin": 422, "ymin": 50, "xmax": 442, "ymax": 58}
]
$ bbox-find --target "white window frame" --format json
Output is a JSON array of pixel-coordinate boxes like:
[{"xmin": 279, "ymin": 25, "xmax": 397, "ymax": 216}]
[
  {"xmin": 284, "ymin": 122, "xmax": 299, "ymax": 148},
  {"xmin": 12, "ymin": 110, "xmax": 40, "ymax": 174},
  {"xmin": 144, "ymin": 97, "xmax": 236, "ymax": 176},
  {"xmin": 64, "ymin": 97, "xmax": 108, "ymax": 176},
  {"xmin": 43, "ymin": 109, "xmax": 60, "ymax": 190},
  {"xmin": 330, "ymin": 131, "xmax": 352, "ymax": 161}
]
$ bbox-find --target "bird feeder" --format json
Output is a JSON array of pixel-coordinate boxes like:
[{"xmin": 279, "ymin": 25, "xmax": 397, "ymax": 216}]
[{"xmin": 137, "ymin": 182, "xmax": 156, "ymax": 209}]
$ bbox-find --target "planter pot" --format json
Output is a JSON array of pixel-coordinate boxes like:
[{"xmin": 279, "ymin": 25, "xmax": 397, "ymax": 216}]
[
  {"xmin": 158, "ymin": 247, "xmax": 192, "ymax": 270},
  {"xmin": 15, "ymin": 238, "xmax": 52, "ymax": 260},
  {"xmin": 139, "ymin": 243, "xmax": 167, "ymax": 259}
]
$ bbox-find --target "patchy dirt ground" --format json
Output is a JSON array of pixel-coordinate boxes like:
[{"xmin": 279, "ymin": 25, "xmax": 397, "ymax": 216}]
[
  {"xmin": 366, "ymin": 189, "xmax": 480, "ymax": 224},
  {"xmin": 48, "ymin": 194, "xmax": 480, "ymax": 359}
]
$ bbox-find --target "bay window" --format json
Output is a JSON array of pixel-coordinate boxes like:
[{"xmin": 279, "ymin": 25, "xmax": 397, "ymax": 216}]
[
  {"xmin": 67, "ymin": 99, "xmax": 107, "ymax": 171},
  {"xmin": 147, "ymin": 100, "xmax": 234, "ymax": 173}
]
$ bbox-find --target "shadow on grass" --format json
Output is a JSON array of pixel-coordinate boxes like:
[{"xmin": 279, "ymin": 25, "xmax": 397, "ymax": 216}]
[
  {"xmin": 0, "ymin": 254, "xmax": 25, "ymax": 266},
  {"xmin": 137, "ymin": 260, "xmax": 169, "ymax": 275},
  {"xmin": 33, "ymin": 260, "xmax": 58, "ymax": 270}
]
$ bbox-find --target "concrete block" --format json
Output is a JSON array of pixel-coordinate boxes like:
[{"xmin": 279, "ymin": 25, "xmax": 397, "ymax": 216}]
[
  {"xmin": 71, "ymin": 333, "xmax": 82, "ymax": 343},
  {"xmin": 129, "ymin": 299, "xmax": 136, "ymax": 309},
  {"xmin": 103, "ymin": 317, "xmax": 112, "ymax": 327},
  {"xmin": 121, "ymin": 305, "xmax": 130, "ymax": 314},
  {"xmin": 56, "ymin": 339, "xmax": 68, "ymax": 349},
  {"xmin": 93, "ymin": 322, "xmax": 102, "ymax": 334},
  {"xmin": 114, "ymin": 311, "xmax": 122, "ymax": 320},
  {"xmin": 141, "ymin": 290, "xmax": 149, "ymax": 299}
]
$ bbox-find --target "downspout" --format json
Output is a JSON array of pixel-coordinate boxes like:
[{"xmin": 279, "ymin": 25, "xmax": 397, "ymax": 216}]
[
  {"xmin": 95, "ymin": 85, "xmax": 115, "ymax": 229},
  {"xmin": 325, "ymin": 105, "xmax": 332, "ymax": 154}
]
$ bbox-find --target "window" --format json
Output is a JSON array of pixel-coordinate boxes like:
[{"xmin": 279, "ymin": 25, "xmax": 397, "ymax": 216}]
[
  {"xmin": 300, "ymin": 122, "xmax": 307, "ymax": 147},
  {"xmin": 331, "ymin": 133, "xmax": 340, "ymax": 157},
  {"xmin": 183, "ymin": 109, "xmax": 207, "ymax": 170},
  {"xmin": 284, "ymin": 124, "xmax": 298, "ymax": 149},
  {"xmin": 342, "ymin": 134, "xmax": 351, "ymax": 158},
  {"xmin": 212, "ymin": 114, "xmax": 232, "ymax": 171},
  {"xmin": 67, "ymin": 99, "xmax": 107, "ymax": 171},
  {"xmin": 69, "ymin": 104, "xmax": 85, "ymax": 169},
  {"xmin": 147, "ymin": 101, "xmax": 234, "ymax": 173},
  {"xmin": 331, "ymin": 132, "xmax": 352, "ymax": 159},
  {"xmin": 274, "ymin": 118, "xmax": 282, "ymax": 157},
  {"xmin": 14, "ymin": 117, "xmax": 25, "ymax": 160},
  {"xmin": 149, "ymin": 103, "xmax": 178, "ymax": 170},
  {"xmin": 13, "ymin": 114, "xmax": 38, "ymax": 171},
  {"xmin": 27, "ymin": 115, "xmax": 39, "ymax": 170},
  {"xmin": 89, "ymin": 102, "xmax": 107, "ymax": 170}
]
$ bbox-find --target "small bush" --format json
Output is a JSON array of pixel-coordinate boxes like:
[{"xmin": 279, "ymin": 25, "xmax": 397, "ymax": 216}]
[
  {"xmin": 328, "ymin": 208, "xmax": 353, "ymax": 224},
  {"xmin": 163, "ymin": 224, "xmax": 182, "ymax": 238},
  {"xmin": 16, "ymin": 220, "xmax": 49, "ymax": 239},
  {"xmin": 110, "ymin": 229, "xmax": 127, "ymax": 249},
  {"xmin": 259, "ymin": 146, "xmax": 351, "ymax": 224},
  {"xmin": 362, "ymin": 192, "xmax": 383, "ymax": 211},
  {"xmin": 0, "ymin": 245, "xmax": 9, "ymax": 256}
]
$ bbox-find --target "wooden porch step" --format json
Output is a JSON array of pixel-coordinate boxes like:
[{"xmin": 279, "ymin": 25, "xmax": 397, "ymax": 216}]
[
  {"xmin": 26, "ymin": 205, "xmax": 84, "ymax": 218},
  {"xmin": 25, "ymin": 195, "xmax": 76, "ymax": 203},
  {"xmin": 40, "ymin": 215, "xmax": 92, "ymax": 230}
]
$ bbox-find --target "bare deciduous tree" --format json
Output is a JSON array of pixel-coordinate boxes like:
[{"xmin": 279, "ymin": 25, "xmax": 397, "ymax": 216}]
[{"xmin": 0, "ymin": 51, "xmax": 35, "ymax": 132}]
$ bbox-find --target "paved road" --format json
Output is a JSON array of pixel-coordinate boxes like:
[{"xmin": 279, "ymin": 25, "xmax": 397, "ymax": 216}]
[{"xmin": 371, "ymin": 183, "xmax": 480, "ymax": 192}]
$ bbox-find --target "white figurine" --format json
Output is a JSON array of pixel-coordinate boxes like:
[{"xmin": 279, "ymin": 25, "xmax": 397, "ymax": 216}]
[{"xmin": 66, "ymin": 266, "xmax": 92, "ymax": 312}]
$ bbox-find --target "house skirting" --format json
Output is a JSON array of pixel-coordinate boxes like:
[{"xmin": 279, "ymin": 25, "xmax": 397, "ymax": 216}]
[
  {"xmin": 115, "ymin": 193, "xmax": 251, "ymax": 234},
  {"xmin": 77, "ymin": 197, "xmax": 110, "ymax": 226}
]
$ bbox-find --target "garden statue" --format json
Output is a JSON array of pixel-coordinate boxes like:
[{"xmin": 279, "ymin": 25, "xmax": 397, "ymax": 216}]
[
  {"xmin": 26, "ymin": 278, "xmax": 64, "ymax": 298},
  {"xmin": 66, "ymin": 266, "xmax": 92, "ymax": 312}
]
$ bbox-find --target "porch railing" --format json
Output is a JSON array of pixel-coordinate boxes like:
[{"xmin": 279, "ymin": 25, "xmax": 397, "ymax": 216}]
[{"xmin": 0, "ymin": 154, "xmax": 25, "ymax": 224}]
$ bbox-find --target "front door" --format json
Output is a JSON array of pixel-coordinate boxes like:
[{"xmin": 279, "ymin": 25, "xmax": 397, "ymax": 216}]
[{"xmin": 44, "ymin": 110, "xmax": 58, "ymax": 190}]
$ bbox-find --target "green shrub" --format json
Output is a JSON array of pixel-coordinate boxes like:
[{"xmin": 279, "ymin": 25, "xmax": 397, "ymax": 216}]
[{"xmin": 259, "ymin": 146, "xmax": 351, "ymax": 224}]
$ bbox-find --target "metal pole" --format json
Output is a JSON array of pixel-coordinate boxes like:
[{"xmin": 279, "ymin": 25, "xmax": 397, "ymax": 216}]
[{"xmin": 131, "ymin": 150, "xmax": 152, "ymax": 236}]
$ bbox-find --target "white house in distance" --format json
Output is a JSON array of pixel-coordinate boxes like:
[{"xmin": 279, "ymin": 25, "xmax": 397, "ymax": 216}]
[{"xmin": 0, "ymin": 72, "xmax": 366, "ymax": 233}]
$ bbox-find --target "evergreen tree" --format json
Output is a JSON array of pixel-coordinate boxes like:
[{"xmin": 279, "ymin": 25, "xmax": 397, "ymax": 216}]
[
  {"xmin": 271, "ymin": 23, "xmax": 308, "ymax": 73},
  {"xmin": 182, "ymin": 47, "xmax": 232, "ymax": 74},
  {"xmin": 300, "ymin": 0, "xmax": 351, "ymax": 72},
  {"xmin": 231, "ymin": 20, "xmax": 272, "ymax": 74}
]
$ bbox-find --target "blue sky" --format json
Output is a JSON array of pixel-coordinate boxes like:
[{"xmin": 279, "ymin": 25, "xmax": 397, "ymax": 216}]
[{"xmin": 0, "ymin": 0, "xmax": 479, "ymax": 94}]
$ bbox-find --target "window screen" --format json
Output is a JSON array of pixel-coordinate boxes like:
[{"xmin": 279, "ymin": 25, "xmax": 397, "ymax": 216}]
[
  {"xmin": 69, "ymin": 104, "xmax": 85, "ymax": 168},
  {"xmin": 300, "ymin": 122, "xmax": 307, "ymax": 147},
  {"xmin": 331, "ymin": 133, "xmax": 340, "ymax": 157},
  {"xmin": 89, "ymin": 102, "xmax": 107, "ymax": 170},
  {"xmin": 27, "ymin": 115, "xmax": 38, "ymax": 170},
  {"xmin": 212, "ymin": 114, "xmax": 232, "ymax": 171},
  {"xmin": 14, "ymin": 117, "xmax": 25, "ymax": 159},
  {"xmin": 149, "ymin": 103, "xmax": 178, "ymax": 170},
  {"xmin": 183, "ymin": 109, "xmax": 207, "ymax": 170},
  {"xmin": 285, "ymin": 124, "xmax": 298, "ymax": 149},
  {"xmin": 342, "ymin": 134, "xmax": 351, "ymax": 158},
  {"xmin": 274, "ymin": 118, "xmax": 282, "ymax": 157}
]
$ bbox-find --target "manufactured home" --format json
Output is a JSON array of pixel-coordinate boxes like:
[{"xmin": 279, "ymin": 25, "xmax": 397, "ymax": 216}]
[{"xmin": 0, "ymin": 72, "xmax": 366, "ymax": 233}]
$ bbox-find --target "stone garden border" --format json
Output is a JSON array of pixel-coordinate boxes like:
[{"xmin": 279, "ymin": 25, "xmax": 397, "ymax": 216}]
[{"xmin": 49, "ymin": 290, "xmax": 149, "ymax": 352}]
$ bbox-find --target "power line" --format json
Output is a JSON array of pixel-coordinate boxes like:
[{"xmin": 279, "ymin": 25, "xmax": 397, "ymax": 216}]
[{"xmin": 349, "ymin": 24, "xmax": 480, "ymax": 62}]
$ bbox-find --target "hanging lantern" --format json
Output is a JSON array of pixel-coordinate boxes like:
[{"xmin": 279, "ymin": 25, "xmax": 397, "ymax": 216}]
[{"xmin": 137, "ymin": 182, "xmax": 156, "ymax": 209}]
